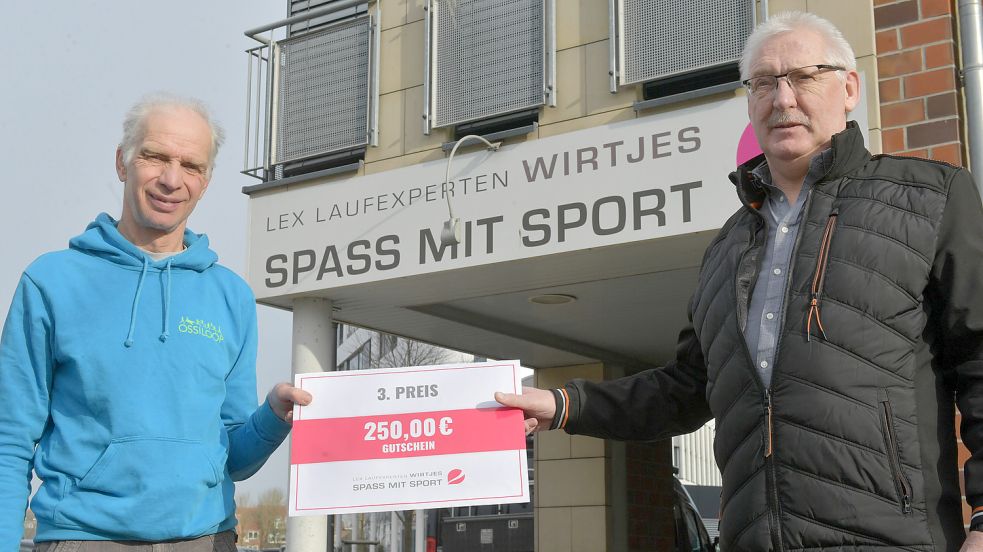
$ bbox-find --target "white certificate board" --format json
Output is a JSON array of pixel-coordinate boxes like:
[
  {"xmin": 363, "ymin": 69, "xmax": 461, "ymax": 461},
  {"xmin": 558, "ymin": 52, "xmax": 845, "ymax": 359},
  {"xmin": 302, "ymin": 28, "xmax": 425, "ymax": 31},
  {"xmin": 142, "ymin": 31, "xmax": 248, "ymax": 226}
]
[{"xmin": 288, "ymin": 360, "xmax": 530, "ymax": 516}]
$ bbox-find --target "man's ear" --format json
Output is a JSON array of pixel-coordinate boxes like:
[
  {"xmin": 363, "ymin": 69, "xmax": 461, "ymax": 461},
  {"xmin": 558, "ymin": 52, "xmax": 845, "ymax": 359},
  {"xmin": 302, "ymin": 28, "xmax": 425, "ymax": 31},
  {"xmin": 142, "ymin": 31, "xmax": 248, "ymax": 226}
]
[
  {"xmin": 115, "ymin": 147, "xmax": 127, "ymax": 182},
  {"xmin": 844, "ymin": 70, "xmax": 861, "ymax": 113}
]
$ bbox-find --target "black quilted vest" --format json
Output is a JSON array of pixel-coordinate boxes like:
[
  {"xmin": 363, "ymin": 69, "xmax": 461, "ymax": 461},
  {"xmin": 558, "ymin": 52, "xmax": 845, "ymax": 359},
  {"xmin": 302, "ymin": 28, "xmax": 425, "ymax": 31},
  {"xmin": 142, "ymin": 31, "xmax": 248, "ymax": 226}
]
[{"xmin": 696, "ymin": 123, "xmax": 965, "ymax": 551}]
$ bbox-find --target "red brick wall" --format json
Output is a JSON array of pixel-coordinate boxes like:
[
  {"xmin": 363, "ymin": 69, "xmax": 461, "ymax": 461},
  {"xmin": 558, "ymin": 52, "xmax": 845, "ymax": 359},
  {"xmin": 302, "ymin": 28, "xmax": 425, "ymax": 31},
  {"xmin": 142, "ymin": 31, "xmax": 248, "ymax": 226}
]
[
  {"xmin": 625, "ymin": 440, "xmax": 675, "ymax": 551},
  {"xmin": 874, "ymin": 0, "xmax": 965, "ymax": 165},
  {"xmin": 875, "ymin": 0, "xmax": 970, "ymax": 525}
]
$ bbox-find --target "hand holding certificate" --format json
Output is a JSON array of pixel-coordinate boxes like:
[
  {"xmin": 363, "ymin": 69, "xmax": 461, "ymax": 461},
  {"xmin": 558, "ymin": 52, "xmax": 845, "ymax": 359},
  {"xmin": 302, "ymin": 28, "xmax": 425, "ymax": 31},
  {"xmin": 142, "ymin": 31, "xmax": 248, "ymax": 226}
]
[{"xmin": 288, "ymin": 360, "xmax": 530, "ymax": 516}]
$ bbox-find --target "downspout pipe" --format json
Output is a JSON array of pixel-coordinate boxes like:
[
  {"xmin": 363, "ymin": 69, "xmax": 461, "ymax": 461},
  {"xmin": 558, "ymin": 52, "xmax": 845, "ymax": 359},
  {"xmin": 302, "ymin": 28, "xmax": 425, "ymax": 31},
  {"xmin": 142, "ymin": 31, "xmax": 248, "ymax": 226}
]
[{"xmin": 959, "ymin": 0, "xmax": 983, "ymax": 193}]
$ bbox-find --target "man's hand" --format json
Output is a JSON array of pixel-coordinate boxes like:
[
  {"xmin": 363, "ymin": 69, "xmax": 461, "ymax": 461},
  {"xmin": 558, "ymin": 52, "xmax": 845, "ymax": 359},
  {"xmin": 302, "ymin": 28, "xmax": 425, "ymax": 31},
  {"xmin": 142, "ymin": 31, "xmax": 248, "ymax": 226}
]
[
  {"xmin": 962, "ymin": 531, "xmax": 983, "ymax": 551},
  {"xmin": 494, "ymin": 386, "xmax": 558, "ymax": 435},
  {"xmin": 266, "ymin": 382, "xmax": 313, "ymax": 422}
]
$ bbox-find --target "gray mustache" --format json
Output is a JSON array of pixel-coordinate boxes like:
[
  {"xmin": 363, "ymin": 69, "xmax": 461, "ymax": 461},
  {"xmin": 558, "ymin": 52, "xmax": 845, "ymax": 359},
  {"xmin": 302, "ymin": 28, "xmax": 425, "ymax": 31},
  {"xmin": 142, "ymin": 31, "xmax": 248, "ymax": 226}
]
[{"xmin": 769, "ymin": 111, "xmax": 810, "ymax": 127}]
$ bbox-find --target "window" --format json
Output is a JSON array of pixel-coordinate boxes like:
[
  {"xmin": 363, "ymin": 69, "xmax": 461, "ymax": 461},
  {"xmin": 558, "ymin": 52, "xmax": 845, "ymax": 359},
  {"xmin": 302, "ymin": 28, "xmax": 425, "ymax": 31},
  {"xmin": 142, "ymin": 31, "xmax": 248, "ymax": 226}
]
[
  {"xmin": 340, "ymin": 342, "xmax": 372, "ymax": 371},
  {"xmin": 614, "ymin": 0, "xmax": 753, "ymax": 87},
  {"xmin": 424, "ymin": 0, "xmax": 555, "ymax": 131},
  {"xmin": 379, "ymin": 333, "xmax": 397, "ymax": 357},
  {"xmin": 246, "ymin": 530, "xmax": 259, "ymax": 540},
  {"xmin": 336, "ymin": 323, "xmax": 345, "ymax": 345},
  {"xmin": 274, "ymin": 12, "xmax": 378, "ymax": 167}
]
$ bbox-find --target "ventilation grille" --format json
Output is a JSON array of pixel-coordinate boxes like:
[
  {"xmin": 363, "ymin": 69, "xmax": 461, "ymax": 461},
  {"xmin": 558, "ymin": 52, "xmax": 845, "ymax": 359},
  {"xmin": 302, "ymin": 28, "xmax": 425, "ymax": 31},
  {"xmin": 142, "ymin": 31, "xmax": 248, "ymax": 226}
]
[
  {"xmin": 433, "ymin": 0, "xmax": 545, "ymax": 129},
  {"xmin": 621, "ymin": 0, "xmax": 753, "ymax": 85},
  {"xmin": 275, "ymin": 16, "xmax": 370, "ymax": 165}
]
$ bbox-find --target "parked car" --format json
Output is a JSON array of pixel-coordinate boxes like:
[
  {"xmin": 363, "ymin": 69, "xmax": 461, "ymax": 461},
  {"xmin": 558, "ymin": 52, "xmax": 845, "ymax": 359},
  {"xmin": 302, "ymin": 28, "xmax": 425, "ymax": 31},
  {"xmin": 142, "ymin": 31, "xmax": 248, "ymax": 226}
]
[{"xmin": 673, "ymin": 477, "xmax": 716, "ymax": 552}]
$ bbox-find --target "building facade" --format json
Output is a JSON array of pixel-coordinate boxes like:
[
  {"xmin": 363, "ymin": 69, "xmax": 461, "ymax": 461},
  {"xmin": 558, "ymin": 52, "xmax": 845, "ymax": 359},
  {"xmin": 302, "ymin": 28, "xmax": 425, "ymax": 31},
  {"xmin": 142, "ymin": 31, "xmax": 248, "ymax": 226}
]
[{"xmin": 240, "ymin": 0, "xmax": 979, "ymax": 549}]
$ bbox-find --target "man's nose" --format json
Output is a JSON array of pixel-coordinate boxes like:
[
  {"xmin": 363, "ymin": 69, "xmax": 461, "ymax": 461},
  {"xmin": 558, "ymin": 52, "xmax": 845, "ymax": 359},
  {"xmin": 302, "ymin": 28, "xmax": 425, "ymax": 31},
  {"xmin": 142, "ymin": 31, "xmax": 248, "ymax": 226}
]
[
  {"xmin": 773, "ymin": 77, "xmax": 797, "ymax": 110},
  {"xmin": 158, "ymin": 161, "xmax": 183, "ymax": 190}
]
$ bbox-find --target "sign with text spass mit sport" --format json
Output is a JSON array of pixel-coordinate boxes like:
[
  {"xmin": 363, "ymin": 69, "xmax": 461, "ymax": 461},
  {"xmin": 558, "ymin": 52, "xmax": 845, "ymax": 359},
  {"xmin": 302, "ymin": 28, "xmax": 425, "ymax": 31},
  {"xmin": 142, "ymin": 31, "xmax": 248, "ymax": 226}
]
[{"xmin": 288, "ymin": 360, "xmax": 529, "ymax": 516}]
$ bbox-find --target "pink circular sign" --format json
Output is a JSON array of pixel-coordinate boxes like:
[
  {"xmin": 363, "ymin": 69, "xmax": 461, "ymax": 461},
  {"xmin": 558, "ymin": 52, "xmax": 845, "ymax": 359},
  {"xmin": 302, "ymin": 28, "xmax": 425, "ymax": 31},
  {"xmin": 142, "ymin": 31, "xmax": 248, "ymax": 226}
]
[{"xmin": 736, "ymin": 123, "xmax": 763, "ymax": 166}]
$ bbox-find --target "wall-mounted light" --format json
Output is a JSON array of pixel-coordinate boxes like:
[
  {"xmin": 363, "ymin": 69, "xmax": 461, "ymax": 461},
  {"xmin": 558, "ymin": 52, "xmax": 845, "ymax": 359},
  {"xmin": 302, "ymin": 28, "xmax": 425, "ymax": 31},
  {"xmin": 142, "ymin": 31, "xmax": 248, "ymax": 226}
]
[{"xmin": 440, "ymin": 134, "xmax": 502, "ymax": 246}]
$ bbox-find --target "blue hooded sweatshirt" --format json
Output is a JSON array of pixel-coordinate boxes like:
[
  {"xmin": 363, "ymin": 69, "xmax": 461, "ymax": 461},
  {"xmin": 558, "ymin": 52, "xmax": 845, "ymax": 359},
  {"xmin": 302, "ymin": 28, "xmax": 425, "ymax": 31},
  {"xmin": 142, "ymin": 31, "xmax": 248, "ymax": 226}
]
[{"xmin": 0, "ymin": 213, "xmax": 290, "ymax": 546}]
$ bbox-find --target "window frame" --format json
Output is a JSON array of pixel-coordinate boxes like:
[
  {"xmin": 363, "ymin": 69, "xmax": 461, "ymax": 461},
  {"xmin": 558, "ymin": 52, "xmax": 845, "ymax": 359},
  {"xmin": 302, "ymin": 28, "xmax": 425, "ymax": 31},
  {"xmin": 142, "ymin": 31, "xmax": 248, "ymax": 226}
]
[{"xmin": 422, "ymin": 0, "xmax": 556, "ymax": 134}]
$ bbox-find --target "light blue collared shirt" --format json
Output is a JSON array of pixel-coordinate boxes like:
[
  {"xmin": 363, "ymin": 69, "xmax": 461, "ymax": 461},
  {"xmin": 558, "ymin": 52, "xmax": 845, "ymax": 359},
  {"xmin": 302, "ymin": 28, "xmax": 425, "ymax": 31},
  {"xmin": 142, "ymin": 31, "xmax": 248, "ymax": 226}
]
[{"xmin": 744, "ymin": 150, "xmax": 833, "ymax": 386}]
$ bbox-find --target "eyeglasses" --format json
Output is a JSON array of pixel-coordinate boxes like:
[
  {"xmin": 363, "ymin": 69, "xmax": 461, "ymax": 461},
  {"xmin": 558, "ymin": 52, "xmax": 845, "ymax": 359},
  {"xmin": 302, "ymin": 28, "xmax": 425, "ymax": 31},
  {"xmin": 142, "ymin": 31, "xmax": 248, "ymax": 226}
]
[{"xmin": 742, "ymin": 64, "xmax": 845, "ymax": 98}]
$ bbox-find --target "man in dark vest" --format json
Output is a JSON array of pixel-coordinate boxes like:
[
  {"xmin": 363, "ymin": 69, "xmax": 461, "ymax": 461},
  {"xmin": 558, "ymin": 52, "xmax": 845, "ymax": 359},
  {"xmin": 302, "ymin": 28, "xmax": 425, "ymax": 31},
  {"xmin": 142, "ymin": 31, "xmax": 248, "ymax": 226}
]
[{"xmin": 497, "ymin": 11, "xmax": 983, "ymax": 552}]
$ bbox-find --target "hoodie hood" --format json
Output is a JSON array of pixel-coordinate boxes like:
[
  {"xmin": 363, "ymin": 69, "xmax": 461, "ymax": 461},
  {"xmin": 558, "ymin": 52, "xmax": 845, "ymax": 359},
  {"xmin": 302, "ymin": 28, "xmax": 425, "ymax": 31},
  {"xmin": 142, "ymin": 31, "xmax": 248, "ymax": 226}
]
[
  {"xmin": 69, "ymin": 212, "xmax": 217, "ymax": 272},
  {"xmin": 68, "ymin": 213, "xmax": 219, "ymax": 346}
]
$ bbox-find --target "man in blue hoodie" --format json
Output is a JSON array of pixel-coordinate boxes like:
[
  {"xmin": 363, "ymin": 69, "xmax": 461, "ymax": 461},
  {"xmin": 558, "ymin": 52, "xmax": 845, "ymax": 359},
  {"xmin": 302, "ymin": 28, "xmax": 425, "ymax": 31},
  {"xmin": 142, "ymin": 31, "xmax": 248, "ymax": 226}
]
[{"xmin": 0, "ymin": 94, "xmax": 313, "ymax": 549}]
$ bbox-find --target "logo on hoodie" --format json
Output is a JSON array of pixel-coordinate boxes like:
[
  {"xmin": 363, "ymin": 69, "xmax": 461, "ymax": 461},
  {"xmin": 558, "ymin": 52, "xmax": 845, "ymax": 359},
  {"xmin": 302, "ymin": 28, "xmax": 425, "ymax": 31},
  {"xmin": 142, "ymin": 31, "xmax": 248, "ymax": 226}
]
[{"xmin": 177, "ymin": 316, "xmax": 225, "ymax": 343}]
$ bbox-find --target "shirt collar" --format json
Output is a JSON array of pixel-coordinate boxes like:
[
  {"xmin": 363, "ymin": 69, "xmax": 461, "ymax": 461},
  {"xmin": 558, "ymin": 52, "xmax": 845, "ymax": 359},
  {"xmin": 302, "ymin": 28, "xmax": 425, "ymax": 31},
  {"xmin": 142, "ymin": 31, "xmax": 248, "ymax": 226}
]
[{"xmin": 750, "ymin": 148, "xmax": 835, "ymax": 201}]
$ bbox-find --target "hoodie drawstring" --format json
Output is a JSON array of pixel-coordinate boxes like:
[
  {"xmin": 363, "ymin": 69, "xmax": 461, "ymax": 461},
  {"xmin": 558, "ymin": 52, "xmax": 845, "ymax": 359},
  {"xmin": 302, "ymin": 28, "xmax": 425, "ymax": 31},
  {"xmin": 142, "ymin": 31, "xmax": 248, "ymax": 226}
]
[
  {"xmin": 125, "ymin": 258, "xmax": 150, "ymax": 348},
  {"xmin": 160, "ymin": 259, "xmax": 173, "ymax": 342},
  {"xmin": 125, "ymin": 257, "xmax": 176, "ymax": 346}
]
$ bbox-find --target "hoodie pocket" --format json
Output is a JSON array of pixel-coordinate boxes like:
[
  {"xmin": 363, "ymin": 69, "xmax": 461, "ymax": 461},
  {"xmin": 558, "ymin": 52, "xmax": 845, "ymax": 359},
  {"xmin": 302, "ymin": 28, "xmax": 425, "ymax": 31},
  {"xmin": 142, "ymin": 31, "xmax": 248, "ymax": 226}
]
[
  {"xmin": 55, "ymin": 437, "xmax": 226, "ymax": 539},
  {"xmin": 878, "ymin": 390, "xmax": 913, "ymax": 515}
]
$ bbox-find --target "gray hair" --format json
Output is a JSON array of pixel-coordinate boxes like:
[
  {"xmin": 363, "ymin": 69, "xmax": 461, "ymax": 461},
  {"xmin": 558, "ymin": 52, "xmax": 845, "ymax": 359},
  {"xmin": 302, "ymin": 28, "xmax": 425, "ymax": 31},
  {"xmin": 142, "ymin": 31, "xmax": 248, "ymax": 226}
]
[
  {"xmin": 740, "ymin": 11, "xmax": 857, "ymax": 81},
  {"xmin": 119, "ymin": 93, "xmax": 225, "ymax": 175}
]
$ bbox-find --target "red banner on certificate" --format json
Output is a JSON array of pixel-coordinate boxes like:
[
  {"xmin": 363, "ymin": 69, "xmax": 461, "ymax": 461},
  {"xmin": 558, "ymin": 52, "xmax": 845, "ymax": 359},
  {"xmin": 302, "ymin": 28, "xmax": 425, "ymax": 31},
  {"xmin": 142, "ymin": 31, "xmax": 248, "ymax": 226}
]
[{"xmin": 291, "ymin": 408, "xmax": 526, "ymax": 464}]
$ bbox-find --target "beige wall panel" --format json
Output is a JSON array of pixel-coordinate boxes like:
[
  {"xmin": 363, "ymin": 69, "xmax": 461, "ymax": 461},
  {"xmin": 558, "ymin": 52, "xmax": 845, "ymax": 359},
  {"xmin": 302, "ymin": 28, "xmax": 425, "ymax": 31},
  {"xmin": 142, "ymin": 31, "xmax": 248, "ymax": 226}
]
[
  {"xmin": 538, "ymin": 508, "xmax": 574, "ymax": 552},
  {"xmin": 539, "ymin": 108, "xmax": 635, "ymax": 139},
  {"xmin": 379, "ymin": 21, "xmax": 425, "ymax": 95},
  {"xmin": 366, "ymin": 91, "xmax": 404, "ymax": 164},
  {"xmin": 537, "ymin": 428, "xmax": 572, "ymax": 460},
  {"xmin": 585, "ymin": 40, "xmax": 636, "ymax": 115},
  {"xmin": 855, "ymin": 54, "xmax": 880, "ymax": 131},
  {"xmin": 556, "ymin": 0, "xmax": 610, "ymax": 51},
  {"xmin": 407, "ymin": 0, "xmax": 425, "ymax": 23},
  {"xmin": 534, "ymin": 363, "xmax": 605, "ymax": 388},
  {"xmin": 400, "ymin": 20, "xmax": 426, "ymax": 89},
  {"xmin": 541, "ymin": 46, "xmax": 586, "ymax": 125},
  {"xmin": 768, "ymin": 0, "xmax": 807, "ymax": 13},
  {"xmin": 403, "ymin": 86, "xmax": 448, "ymax": 154},
  {"xmin": 364, "ymin": 146, "xmax": 444, "ymax": 174},
  {"xmin": 571, "ymin": 506, "xmax": 608, "ymax": 552},
  {"xmin": 380, "ymin": 0, "xmax": 408, "ymax": 30},
  {"xmin": 570, "ymin": 434, "xmax": 606, "ymax": 458},
  {"xmin": 807, "ymin": 0, "xmax": 875, "ymax": 59},
  {"xmin": 537, "ymin": 458, "xmax": 606, "ymax": 506},
  {"xmin": 379, "ymin": 26, "xmax": 404, "ymax": 95}
]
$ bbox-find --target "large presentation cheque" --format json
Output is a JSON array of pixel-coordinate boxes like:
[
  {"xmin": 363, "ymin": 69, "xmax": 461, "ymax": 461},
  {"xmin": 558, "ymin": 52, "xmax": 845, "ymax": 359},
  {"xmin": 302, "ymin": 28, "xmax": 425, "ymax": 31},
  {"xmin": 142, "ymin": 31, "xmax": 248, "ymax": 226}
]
[{"xmin": 289, "ymin": 360, "xmax": 530, "ymax": 516}]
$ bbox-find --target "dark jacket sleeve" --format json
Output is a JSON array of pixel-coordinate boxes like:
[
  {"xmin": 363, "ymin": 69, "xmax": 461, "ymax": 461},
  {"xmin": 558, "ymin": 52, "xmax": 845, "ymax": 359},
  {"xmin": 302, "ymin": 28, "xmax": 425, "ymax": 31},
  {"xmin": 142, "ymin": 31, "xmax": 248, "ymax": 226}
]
[
  {"xmin": 561, "ymin": 319, "xmax": 712, "ymax": 441},
  {"xmin": 930, "ymin": 168, "xmax": 983, "ymax": 508}
]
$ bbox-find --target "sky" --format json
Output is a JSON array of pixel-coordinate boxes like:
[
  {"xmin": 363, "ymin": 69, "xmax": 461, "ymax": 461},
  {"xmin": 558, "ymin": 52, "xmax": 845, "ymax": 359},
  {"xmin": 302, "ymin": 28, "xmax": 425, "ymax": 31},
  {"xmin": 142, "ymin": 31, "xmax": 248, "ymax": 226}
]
[{"xmin": 0, "ymin": 1, "xmax": 298, "ymax": 497}]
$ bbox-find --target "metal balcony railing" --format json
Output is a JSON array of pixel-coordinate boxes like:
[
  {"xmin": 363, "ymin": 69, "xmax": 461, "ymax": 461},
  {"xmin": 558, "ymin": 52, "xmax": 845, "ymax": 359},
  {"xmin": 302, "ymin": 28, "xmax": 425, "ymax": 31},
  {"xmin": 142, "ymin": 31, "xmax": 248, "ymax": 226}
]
[{"xmin": 243, "ymin": 0, "xmax": 379, "ymax": 182}]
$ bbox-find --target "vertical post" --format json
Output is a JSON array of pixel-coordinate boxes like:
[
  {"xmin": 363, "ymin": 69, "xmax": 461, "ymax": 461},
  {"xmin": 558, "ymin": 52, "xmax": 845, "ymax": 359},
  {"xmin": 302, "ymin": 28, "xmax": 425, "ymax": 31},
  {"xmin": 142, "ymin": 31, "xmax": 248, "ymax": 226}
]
[
  {"xmin": 355, "ymin": 513, "xmax": 365, "ymax": 552},
  {"xmin": 414, "ymin": 510, "xmax": 425, "ymax": 552},
  {"xmin": 608, "ymin": 0, "xmax": 618, "ymax": 93},
  {"xmin": 287, "ymin": 297, "xmax": 335, "ymax": 552},
  {"xmin": 390, "ymin": 512, "xmax": 399, "ymax": 552},
  {"xmin": 959, "ymin": 0, "xmax": 983, "ymax": 181},
  {"xmin": 369, "ymin": 513, "xmax": 378, "ymax": 552}
]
